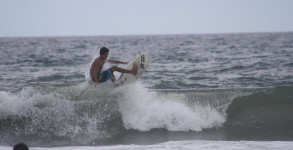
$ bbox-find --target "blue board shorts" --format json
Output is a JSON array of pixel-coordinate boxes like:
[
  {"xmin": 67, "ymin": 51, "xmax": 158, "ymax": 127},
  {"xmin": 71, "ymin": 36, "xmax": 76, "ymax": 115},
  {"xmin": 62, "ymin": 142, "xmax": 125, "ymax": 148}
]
[{"xmin": 93, "ymin": 68, "xmax": 114, "ymax": 83}]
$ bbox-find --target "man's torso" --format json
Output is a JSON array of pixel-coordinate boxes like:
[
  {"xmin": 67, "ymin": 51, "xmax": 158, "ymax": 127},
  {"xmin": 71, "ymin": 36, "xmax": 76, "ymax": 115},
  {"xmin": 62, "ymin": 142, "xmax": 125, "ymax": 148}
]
[{"xmin": 90, "ymin": 57, "xmax": 106, "ymax": 80}]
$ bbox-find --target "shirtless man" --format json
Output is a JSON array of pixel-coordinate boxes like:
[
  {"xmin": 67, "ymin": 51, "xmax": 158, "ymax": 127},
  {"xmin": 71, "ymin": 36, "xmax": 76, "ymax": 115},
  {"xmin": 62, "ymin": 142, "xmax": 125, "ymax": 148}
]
[{"xmin": 90, "ymin": 47, "xmax": 137, "ymax": 87}]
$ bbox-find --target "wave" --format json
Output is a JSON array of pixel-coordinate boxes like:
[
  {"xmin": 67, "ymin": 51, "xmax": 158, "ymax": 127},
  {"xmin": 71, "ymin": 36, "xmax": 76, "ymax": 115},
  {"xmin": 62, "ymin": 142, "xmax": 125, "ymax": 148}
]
[
  {"xmin": 0, "ymin": 83, "xmax": 292, "ymax": 146},
  {"xmin": 226, "ymin": 86, "xmax": 293, "ymax": 126},
  {"xmin": 0, "ymin": 82, "xmax": 121, "ymax": 146}
]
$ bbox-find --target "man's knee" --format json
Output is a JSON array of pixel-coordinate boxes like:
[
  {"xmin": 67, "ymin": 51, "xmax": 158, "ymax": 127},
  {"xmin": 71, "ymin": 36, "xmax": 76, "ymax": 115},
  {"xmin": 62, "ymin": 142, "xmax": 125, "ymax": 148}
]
[{"xmin": 111, "ymin": 66, "xmax": 118, "ymax": 71}]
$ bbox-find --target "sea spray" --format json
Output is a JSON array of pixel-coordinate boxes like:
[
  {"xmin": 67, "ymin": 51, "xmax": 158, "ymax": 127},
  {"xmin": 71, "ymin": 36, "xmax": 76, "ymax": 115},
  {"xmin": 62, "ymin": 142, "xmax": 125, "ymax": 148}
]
[
  {"xmin": 118, "ymin": 83, "xmax": 226, "ymax": 131},
  {"xmin": 0, "ymin": 84, "xmax": 121, "ymax": 146}
]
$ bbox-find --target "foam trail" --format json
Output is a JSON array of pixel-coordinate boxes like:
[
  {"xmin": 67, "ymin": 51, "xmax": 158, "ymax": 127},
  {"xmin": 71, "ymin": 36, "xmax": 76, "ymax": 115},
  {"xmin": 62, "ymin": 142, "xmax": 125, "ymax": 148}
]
[{"xmin": 117, "ymin": 83, "xmax": 225, "ymax": 131}]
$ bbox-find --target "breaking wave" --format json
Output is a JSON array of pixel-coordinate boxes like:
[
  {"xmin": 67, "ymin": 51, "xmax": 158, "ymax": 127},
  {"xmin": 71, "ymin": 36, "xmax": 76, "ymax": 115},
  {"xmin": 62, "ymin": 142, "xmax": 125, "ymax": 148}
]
[{"xmin": 0, "ymin": 82, "xmax": 292, "ymax": 146}]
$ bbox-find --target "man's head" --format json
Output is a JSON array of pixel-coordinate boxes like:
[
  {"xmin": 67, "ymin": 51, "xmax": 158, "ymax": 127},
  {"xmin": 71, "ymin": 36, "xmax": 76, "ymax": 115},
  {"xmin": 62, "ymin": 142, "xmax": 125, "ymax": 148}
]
[
  {"xmin": 13, "ymin": 143, "xmax": 29, "ymax": 150},
  {"xmin": 100, "ymin": 47, "xmax": 109, "ymax": 56}
]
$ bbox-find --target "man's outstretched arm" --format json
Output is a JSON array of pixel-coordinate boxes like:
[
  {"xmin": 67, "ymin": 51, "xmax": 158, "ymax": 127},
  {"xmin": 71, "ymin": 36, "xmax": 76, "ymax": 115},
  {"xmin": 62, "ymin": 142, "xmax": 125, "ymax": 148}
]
[{"xmin": 108, "ymin": 59, "xmax": 128, "ymax": 64}]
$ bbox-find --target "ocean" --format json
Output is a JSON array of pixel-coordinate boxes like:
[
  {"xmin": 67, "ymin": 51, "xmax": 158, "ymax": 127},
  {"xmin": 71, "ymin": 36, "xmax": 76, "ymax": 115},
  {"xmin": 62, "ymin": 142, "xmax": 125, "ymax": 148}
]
[{"xmin": 0, "ymin": 32, "xmax": 293, "ymax": 150}]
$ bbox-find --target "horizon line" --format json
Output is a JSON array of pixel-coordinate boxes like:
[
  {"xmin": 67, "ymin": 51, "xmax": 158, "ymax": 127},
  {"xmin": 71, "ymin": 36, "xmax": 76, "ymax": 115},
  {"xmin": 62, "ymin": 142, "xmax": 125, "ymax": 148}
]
[{"xmin": 1, "ymin": 30, "xmax": 293, "ymax": 38}]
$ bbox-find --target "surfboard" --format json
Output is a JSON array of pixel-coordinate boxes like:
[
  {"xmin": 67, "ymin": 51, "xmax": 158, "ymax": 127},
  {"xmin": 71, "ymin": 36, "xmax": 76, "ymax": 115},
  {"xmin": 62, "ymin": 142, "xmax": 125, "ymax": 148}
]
[
  {"xmin": 114, "ymin": 52, "xmax": 150, "ymax": 87},
  {"xmin": 77, "ymin": 52, "xmax": 150, "ymax": 100}
]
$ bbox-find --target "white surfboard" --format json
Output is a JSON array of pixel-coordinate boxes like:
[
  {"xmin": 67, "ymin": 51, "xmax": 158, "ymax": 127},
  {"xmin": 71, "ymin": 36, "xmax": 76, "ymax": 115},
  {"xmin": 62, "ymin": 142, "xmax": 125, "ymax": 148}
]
[
  {"xmin": 114, "ymin": 52, "xmax": 150, "ymax": 87},
  {"xmin": 77, "ymin": 52, "xmax": 150, "ymax": 100}
]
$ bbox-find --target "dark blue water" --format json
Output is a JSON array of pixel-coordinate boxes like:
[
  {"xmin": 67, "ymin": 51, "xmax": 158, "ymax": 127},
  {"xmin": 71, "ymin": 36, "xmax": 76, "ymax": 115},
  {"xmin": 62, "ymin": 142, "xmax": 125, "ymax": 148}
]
[{"xmin": 0, "ymin": 32, "xmax": 293, "ymax": 147}]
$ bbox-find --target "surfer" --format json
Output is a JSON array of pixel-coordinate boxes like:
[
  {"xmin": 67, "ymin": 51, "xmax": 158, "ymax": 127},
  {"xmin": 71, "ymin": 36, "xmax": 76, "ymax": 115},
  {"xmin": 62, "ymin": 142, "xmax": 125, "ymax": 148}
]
[{"xmin": 90, "ymin": 47, "xmax": 137, "ymax": 87}]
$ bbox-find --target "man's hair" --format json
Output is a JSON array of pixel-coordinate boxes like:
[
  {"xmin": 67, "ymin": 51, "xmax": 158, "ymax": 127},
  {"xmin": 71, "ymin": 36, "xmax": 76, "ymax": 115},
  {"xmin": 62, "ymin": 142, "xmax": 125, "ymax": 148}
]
[{"xmin": 100, "ymin": 47, "xmax": 109, "ymax": 55}]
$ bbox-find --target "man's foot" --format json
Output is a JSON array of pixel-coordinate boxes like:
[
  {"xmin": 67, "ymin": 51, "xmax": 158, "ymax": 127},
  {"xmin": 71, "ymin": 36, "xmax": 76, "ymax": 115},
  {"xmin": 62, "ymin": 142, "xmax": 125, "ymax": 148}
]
[{"xmin": 131, "ymin": 63, "xmax": 138, "ymax": 75}]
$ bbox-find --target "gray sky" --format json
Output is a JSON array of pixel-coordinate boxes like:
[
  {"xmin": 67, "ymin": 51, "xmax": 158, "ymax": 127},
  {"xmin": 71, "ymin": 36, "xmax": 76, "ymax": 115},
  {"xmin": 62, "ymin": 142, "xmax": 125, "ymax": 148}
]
[{"xmin": 1, "ymin": 0, "xmax": 293, "ymax": 37}]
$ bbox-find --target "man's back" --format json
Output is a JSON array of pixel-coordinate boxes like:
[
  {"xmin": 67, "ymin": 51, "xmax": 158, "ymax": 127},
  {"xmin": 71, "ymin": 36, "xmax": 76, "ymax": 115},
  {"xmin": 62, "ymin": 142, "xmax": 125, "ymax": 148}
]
[{"xmin": 90, "ymin": 57, "xmax": 105, "ymax": 81}]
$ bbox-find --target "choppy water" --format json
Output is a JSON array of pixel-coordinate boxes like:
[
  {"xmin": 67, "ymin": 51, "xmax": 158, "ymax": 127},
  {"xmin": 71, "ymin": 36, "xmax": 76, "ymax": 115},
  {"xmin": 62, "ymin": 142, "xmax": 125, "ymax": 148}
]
[{"xmin": 0, "ymin": 32, "xmax": 293, "ymax": 149}]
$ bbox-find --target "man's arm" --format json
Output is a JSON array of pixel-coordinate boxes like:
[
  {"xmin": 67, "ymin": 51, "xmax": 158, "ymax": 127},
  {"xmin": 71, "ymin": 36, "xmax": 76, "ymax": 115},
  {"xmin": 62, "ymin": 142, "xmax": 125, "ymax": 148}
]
[{"xmin": 108, "ymin": 59, "xmax": 128, "ymax": 64}]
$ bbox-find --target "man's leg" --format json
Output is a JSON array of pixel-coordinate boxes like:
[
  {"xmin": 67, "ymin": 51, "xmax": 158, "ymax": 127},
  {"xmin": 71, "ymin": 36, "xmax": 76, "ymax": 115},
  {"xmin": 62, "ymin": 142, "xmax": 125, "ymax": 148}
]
[{"xmin": 110, "ymin": 63, "xmax": 137, "ymax": 75}]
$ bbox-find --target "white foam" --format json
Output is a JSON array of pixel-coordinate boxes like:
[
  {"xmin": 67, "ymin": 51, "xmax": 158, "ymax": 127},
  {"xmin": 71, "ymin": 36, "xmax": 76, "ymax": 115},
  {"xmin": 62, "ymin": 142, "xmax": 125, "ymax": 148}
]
[
  {"xmin": 0, "ymin": 90, "xmax": 35, "ymax": 118},
  {"xmin": 0, "ymin": 85, "xmax": 111, "ymax": 144},
  {"xmin": 2, "ymin": 140, "xmax": 293, "ymax": 150},
  {"xmin": 0, "ymin": 87, "xmax": 65, "ymax": 119},
  {"xmin": 117, "ymin": 83, "xmax": 225, "ymax": 131}
]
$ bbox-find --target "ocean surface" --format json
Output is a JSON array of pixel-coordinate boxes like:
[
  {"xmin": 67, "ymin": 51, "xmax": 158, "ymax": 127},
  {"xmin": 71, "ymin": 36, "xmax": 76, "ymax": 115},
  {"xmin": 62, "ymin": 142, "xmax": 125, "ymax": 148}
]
[{"xmin": 0, "ymin": 32, "xmax": 293, "ymax": 150}]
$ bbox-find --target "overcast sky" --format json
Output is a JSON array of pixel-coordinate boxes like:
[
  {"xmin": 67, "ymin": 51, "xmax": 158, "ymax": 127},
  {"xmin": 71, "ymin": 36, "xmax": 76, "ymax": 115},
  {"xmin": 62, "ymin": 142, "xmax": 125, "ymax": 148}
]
[{"xmin": 1, "ymin": 0, "xmax": 293, "ymax": 37}]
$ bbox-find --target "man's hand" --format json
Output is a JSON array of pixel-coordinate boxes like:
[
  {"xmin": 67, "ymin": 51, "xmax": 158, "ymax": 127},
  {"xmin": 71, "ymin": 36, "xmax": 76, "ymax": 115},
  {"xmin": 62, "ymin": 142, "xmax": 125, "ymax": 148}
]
[{"xmin": 94, "ymin": 81, "xmax": 99, "ymax": 87}]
